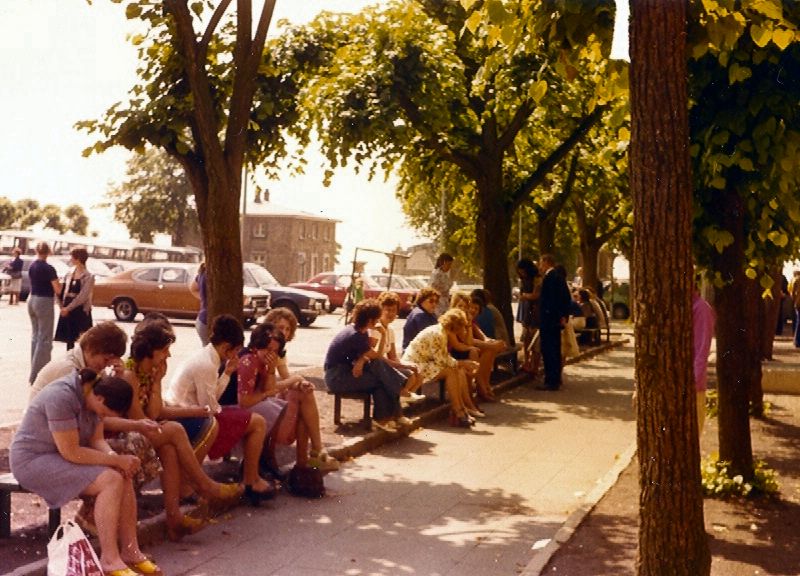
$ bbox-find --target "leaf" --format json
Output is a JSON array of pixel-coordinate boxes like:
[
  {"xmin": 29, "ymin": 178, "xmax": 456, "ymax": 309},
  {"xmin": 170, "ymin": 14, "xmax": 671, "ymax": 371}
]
[
  {"xmin": 464, "ymin": 11, "xmax": 482, "ymax": 36},
  {"xmin": 125, "ymin": 3, "xmax": 142, "ymax": 19},
  {"xmin": 728, "ymin": 62, "xmax": 752, "ymax": 84},
  {"xmin": 750, "ymin": 24, "xmax": 771, "ymax": 48},
  {"xmin": 460, "ymin": 0, "xmax": 479, "ymax": 10},
  {"xmin": 767, "ymin": 230, "xmax": 788, "ymax": 247},
  {"xmin": 618, "ymin": 127, "xmax": 630, "ymax": 141},
  {"xmin": 528, "ymin": 80, "xmax": 547, "ymax": 103},
  {"xmin": 771, "ymin": 28, "xmax": 795, "ymax": 50},
  {"xmin": 749, "ymin": 0, "xmax": 783, "ymax": 20},
  {"xmin": 486, "ymin": 0, "xmax": 510, "ymax": 25},
  {"xmin": 710, "ymin": 176, "xmax": 726, "ymax": 189}
]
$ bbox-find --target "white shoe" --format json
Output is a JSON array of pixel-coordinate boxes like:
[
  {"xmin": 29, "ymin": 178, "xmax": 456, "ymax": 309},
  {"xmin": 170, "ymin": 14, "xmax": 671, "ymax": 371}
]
[
  {"xmin": 372, "ymin": 420, "xmax": 397, "ymax": 433},
  {"xmin": 395, "ymin": 416, "xmax": 414, "ymax": 427},
  {"xmin": 401, "ymin": 392, "xmax": 425, "ymax": 404}
]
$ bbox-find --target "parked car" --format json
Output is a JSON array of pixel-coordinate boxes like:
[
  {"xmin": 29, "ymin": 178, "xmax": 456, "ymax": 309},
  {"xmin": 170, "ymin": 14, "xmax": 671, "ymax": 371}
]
[
  {"xmin": 603, "ymin": 279, "xmax": 630, "ymax": 320},
  {"xmin": 0, "ymin": 271, "xmax": 11, "ymax": 301},
  {"xmin": 93, "ymin": 262, "xmax": 270, "ymax": 325},
  {"xmin": 0, "ymin": 254, "xmax": 70, "ymax": 302},
  {"xmin": 243, "ymin": 262, "xmax": 328, "ymax": 327},
  {"xmin": 290, "ymin": 271, "xmax": 414, "ymax": 316},
  {"xmin": 97, "ymin": 258, "xmax": 137, "ymax": 275}
]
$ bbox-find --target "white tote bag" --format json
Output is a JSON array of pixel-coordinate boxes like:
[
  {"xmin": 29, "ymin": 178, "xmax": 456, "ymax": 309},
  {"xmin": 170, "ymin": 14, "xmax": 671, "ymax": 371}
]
[{"xmin": 47, "ymin": 520, "xmax": 103, "ymax": 576}]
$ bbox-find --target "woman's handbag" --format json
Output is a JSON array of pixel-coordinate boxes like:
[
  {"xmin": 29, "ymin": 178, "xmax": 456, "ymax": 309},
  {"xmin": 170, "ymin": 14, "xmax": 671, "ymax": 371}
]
[{"xmin": 47, "ymin": 520, "xmax": 103, "ymax": 576}]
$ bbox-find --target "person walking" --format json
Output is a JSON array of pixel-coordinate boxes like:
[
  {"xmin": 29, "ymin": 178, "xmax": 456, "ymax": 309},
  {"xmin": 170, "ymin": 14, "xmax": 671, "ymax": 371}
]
[
  {"xmin": 27, "ymin": 242, "xmax": 62, "ymax": 384},
  {"xmin": 537, "ymin": 254, "xmax": 571, "ymax": 391},
  {"xmin": 429, "ymin": 253, "xmax": 454, "ymax": 316},
  {"xmin": 3, "ymin": 247, "xmax": 23, "ymax": 305}
]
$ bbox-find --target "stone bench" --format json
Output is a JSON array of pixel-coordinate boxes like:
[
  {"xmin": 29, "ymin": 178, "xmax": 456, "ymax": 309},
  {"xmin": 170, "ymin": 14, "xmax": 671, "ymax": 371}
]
[{"xmin": 0, "ymin": 472, "xmax": 61, "ymax": 538}]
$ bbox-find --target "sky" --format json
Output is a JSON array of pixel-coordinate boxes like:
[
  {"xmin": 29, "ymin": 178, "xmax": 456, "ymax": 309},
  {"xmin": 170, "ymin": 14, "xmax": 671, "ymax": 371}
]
[{"xmin": 0, "ymin": 0, "xmax": 425, "ymax": 271}]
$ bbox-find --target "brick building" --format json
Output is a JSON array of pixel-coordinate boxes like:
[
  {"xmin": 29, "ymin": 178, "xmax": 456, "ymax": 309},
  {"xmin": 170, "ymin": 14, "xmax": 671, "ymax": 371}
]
[{"xmin": 240, "ymin": 198, "xmax": 338, "ymax": 285}]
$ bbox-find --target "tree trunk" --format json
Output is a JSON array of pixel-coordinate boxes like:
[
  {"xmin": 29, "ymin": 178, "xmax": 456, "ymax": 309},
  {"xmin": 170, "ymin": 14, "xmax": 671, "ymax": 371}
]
[
  {"xmin": 630, "ymin": 1, "xmax": 710, "ymax": 574},
  {"xmin": 185, "ymin": 160, "xmax": 244, "ymax": 325},
  {"xmin": 536, "ymin": 209, "xmax": 558, "ymax": 256},
  {"xmin": 711, "ymin": 189, "xmax": 755, "ymax": 479},
  {"xmin": 580, "ymin": 240, "xmax": 601, "ymax": 296}
]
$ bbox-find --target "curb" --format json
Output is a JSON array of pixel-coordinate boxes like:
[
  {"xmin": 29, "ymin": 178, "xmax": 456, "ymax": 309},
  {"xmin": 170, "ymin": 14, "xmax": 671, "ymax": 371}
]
[{"xmin": 8, "ymin": 338, "xmax": 628, "ymax": 576}]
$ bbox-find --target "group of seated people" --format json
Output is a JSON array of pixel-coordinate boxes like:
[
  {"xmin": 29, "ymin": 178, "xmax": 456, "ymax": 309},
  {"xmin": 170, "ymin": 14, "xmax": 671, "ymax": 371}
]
[
  {"xmin": 10, "ymin": 308, "xmax": 338, "ymax": 576},
  {"xmin": 324, "ymin": 287, "xmax": 509, "ymax": 431}
]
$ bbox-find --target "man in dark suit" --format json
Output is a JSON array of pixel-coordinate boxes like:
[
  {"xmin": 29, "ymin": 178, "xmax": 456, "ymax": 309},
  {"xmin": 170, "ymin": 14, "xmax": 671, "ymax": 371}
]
[{"xmin": 537, "ymin": 254, "xmax": 571, "ymax": 390}]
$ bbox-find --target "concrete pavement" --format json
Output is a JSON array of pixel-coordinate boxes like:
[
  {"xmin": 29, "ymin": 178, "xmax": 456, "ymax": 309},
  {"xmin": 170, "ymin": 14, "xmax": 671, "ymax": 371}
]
[{"xmin": 131, "ymin": 342, "xmax": 637, "ymax": 576}]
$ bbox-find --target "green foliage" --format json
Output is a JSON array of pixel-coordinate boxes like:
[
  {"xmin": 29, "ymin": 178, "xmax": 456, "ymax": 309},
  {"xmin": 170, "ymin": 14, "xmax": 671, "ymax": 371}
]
[
  {"xmin": 102, "ymin": 147, "xmax": 199, "ymax": 244},
  {"xmin": 63, "ymin": 205, "xmax": 89, "ymax": 235},
  {"xmin": 0, "ymin": 198, "xmax": 88, "ymax": 233},
  {"xmin": 701, "ymin": 454, "xmax": 779, "ymax": 498},
  {"xmin": 0, "ymin": 197, "xmax": 18, "ymax": 229},
  {"xmin": 688, "ymin": 0, "xmax": 800, "ymax": 281}
]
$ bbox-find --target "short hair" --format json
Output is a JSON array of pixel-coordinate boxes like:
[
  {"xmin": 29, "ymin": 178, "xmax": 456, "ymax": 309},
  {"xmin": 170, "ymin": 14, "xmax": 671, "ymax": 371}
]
[
  {"xmin": 352, "ymin": 299, "xmax": 381, "ymax": 330},
  {"xmin": 439, "ymin": 308, "xmax": 468, "ymax": 332},
  {"xmin": 209, "ymin": 314, "xmax": 244, "ymax": 348},
  {"xmin": 469, "ymin": 289, "xmax": 487, "ymax": 308},
  {"xmin": 11, "ymin": 247, "xmax": 21, "ymax": 256},
  {"xmin": 264, "ymin": 308, "xmax": 298, "ymax": 341},
  {"xmin": 135, "ymin": 312, "xmax": 175, "ymax": 336},
  {"xmin": 449, "ymin": 292, "xmax": 470, "ymax": 309},
  {"xmin": 435, "ymin": 253, "xmax": 454, "ymax": 269},
  {"xmin": 517, "ymin": 258, "xmax": 538, "ymax": 278},
  {"xmin": 79, "ymin": 368, "xmax": 133, "ymax": 415},
  {"xmin": 416, "ymin": 287, "xmax": 440, "ymax": 306},
  {"xmin": 130, "ymin": 323, "xmax": 176, "ymax": 362},
  {"xmin": 248, "ymin": 321, "xmax": 286, "ymax": 356},
  {"xmin": 79, "ymin": 322, "xmax": 128, "ymax": 357},
  {"xmin": 35, "ymin": 242, "xmax": 51, "ymax": 256},
  {"xmin": 377, "ymin": 291, "xmax": 400, "ymax": 309},
  {"xmin": 540, "ymin": 254, "xmax": 556, "ymax": 267},
  {"xmin": 70, "ymin": 248, "xmax": 89, "ymax": 264}
]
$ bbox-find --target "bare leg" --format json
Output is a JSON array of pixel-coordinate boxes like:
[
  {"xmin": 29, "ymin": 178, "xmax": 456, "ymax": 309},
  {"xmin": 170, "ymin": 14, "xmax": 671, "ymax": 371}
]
[
  {"xmin": 295, "ymin": 418, "xmax": 310, "ymax": 467},
  {"xmin": 442, "ymin": 367, "xmax": 466, "ymax": 417},
  {"xmin": 298, "ymin": 390, "xmax": 323, "ymax": 453},
  {"xmin": 154, "ymin": 443, "xmax": 183, "ymax": 525},
  {"xmin": 241, "ymin": 413, "xmax": 270, "ymax": 491},
  {"xmin": 117, "ymin": 476, "xmax": 148, "ymax": 565},
  {"xmin": 82, "ymin": 469, "xmax": 127, "ymax": 572}
]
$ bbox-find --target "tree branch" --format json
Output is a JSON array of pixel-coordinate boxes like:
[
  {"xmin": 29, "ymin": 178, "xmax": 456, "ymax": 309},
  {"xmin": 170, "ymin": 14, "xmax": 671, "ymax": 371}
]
[
  {"xmin": 511, "ymin": 104, "xmax": 608, "ymax": 209},
  {"xmin": 497, "ymin": 99, "xmax": 534, "ymax": 152},
  {"xmin": 199, "ymin": 0, "xmax": 234, "ymax": 61}
]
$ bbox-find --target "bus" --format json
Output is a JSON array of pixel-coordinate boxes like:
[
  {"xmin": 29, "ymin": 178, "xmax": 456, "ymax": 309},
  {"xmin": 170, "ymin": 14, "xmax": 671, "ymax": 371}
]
[{"xmin": 0, "ymin": 230, "xmax": 203, "ymax": 263}]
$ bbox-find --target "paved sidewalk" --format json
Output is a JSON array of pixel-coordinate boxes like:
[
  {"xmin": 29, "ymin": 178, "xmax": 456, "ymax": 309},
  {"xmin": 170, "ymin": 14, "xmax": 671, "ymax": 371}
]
[{"xmin": 125, "ymin": 343, "xmax": 636, "ymax": 576}]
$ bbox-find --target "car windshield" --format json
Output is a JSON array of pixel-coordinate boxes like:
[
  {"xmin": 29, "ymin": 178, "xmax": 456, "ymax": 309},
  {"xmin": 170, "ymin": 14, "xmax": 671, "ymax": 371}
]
[
  {"xmin": 371, "ymin": 274, "xmax": 412, "ymax": 289},
  {"xmin": 246, "ymin": 264, "xmax": 280, "ymax": 287}
]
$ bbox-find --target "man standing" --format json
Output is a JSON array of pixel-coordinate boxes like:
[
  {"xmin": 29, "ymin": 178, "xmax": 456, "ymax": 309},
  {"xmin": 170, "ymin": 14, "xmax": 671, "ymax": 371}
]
[
  {"xmin": 692, "ymin": 291, "xmax": 715, "ymax": 436},
  {"xmin": 537, "ymin": 254, "xmax": 571, "ymax": 391},
  {"xmin": 27, "ymin": 242, "xmax": 61, "ymax": 384}
]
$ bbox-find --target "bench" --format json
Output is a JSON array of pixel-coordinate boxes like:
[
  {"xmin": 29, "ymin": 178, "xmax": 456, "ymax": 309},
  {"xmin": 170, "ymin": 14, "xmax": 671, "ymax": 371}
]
[
  {"xmin": 0, "ymin": 472, "xmax": 61, "ymax": 538},
  {"xmin": 329, "ymin": 391, "xmax": 373, "ymax": 430},
  {"xmin": 493, "ymin": 343, "xmax": 521, "ymax": 374}
]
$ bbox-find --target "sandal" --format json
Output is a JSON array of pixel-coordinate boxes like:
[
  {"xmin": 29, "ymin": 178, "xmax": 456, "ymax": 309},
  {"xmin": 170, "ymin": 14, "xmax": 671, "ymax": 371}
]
[
  {"xmin": 127, "ymin": 559, "xmax": 163, "ymax": 575},
  {"xmin": 105, "ymin": 568, "xmax": 139, "ymax": 576},
  {"xmin": 167, "ymin": 515, "xmax": 207, "ymax": 542},
  {"xmin": 308, "ymin": 450, "xmax": 340, "ymax": 473}
]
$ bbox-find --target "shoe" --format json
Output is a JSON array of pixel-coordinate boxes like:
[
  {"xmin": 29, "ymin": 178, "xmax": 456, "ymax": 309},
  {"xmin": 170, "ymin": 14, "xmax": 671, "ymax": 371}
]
[
  {"xmin": 372, "ymin": 419, "xmax": 397, "ymax": 433},
  {"xmin": 395, "ymin": 416, "xmax": 414, "ymax": 427},
  {"xmin": 466, "ymin": 408, "xmax": 486, "ymax": 418},
  {"xmin": 244, "ymin": 481, "xmax": 277, "ymax": 507},
  {"xmin": 449, "ymin": 412, "xmax": 473, "ymax": 428},
  {"xmin": 400, "ymin": 392, "xmax": 426, "ymax": 404},
  {"xmin": 127, "ymin": 559, "xmax": 163, "ymax": 575},
  {"xmin": 308, "ymin": 450, "xmax": 340, "ymax": 473},
  {"xmin": 477, "ymin": 391, "xmax": 497, "ymax": 403},
  {"xmin": 166, "ymin": 515, "xmax": 206, "ymax": 542},
  {"xmin": 211, "ymin": 482, "xmax": 243, "ymax": 502}
]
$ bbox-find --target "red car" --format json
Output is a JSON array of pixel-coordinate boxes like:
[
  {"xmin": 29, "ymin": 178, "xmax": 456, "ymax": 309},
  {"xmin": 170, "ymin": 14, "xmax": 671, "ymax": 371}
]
[{"xmin": 290, "ymin": 272, "xmax": 415, "ymax": 316}]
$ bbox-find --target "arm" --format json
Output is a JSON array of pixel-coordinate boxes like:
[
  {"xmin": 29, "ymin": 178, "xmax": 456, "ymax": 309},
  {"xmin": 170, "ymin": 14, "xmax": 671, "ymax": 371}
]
[
  {"xmin": 237, "ymin": 355, "xmax": 274, "ymax": 408},
  {"xmin": 446, "ymin": 328, "xmax": 475, "ymax": 353},
  {"xmin": 52, "ymin": 425, "xmax": 140, "ymax": 477}
]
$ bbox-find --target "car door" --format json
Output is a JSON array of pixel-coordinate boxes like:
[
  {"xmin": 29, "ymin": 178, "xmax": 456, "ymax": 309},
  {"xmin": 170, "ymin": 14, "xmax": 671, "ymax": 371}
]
[{"xmin": 157, "ymin": 266, "xmax": 197, "ymax": 316}]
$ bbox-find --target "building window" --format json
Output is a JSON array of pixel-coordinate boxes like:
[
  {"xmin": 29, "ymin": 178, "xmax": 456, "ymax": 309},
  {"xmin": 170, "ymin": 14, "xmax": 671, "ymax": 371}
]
[
  {"xmin": 312, "ymin": 223, "xmax": 318, "ymax": 239},
  {"xmin": 322, "ymin": 254, "xmax": 330, "ymax": 272},
  {"xmin": 322, "ymin": 224, "xmax": 330, "ymax": 241},
  {"xmin": 253, "ymin": 222, "xmax": 267, "ymax": 238},
  {"xmin": 297, "ymin": 252, "xmax": 307, "ymax": 281},
  {"xmin": 311, "ymin": 253, "xmax": 318, "ymax": 277},
  {"xmin": 252, "ymin": 252, "xmax": 266, "ymax": 266},
  {"xmin": 299, "ymin": 222, "xmax": 306, "ymax": 239}
]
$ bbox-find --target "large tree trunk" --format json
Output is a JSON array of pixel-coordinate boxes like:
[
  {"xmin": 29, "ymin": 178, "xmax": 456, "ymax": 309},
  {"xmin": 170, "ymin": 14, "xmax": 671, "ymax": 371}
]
[
  {"xmin": 579, "ymin": 240, "xmax": 601, "ymax": 296},
  {"xmin": 536, "ymin": 209, "xmax": 558, "ymax": 256},
  {"xmin": 630, "ymin": 1, "xmax": 710, "ymax": 575},
  {"xmin": 711, "ymin": 189, "xmax": 756, "ymax": 479}
]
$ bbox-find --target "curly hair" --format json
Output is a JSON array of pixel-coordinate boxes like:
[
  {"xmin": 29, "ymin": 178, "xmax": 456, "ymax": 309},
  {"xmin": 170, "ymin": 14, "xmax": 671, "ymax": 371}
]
[
  {"xmin": 130, "ymin": 323, "xmax": 176, "ymax": 362},
  {"xmin": 439, "ymin": 308, "xmax": 468, "ymax": 332},
  {"xmin": 377, "ymin": 291, "xmax": 400, "ymax": 309},
  {"xmin": 264, "ymin": 308, "xmax": 298, "ymax": 341},
  {"xmin": 352, "ymin": 299, "xmax": 381, "ymax": 330}
]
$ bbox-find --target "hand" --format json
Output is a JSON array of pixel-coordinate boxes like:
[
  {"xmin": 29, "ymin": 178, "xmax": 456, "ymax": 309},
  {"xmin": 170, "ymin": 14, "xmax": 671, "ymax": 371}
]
[
  {"xmin": 115, "ymin": 454, "xmax": 141, "ymax": 478},
  {"xmin": 138, "ymin": 419, "xmax": 161, "ymax": 435},
  {"xmin": 298, "ymin": 379, "xmax": 314, "ymax": 392},
  {"xmin": 60, "ymin": 308, "xmax": 69, "ymax": 317},
  {"xmin": 105, "ymin": 358, "xmax": 124, "ymax": 377},
  {"xmin": 352, "ymin": 361, "xmax": 364, "ymax": 378},
  {"xmin": 261, "ymin": 349, "xmax": 278, "ymax": 370},
  {"xmin": 224, "ymin": 355, "xmax": 239, "ymax": 375},
  {"xmin": 152, "ymin": 360, "xmax": 168, "ymax": 383}
]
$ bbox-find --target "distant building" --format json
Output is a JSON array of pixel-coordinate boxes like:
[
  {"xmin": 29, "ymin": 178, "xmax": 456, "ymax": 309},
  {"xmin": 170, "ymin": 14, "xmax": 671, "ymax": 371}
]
[
  {"xmin": 240, "ymin": 193, "xmax": 338, "ymax": 285},
  {"xmin": 399, "ymin": 242, "xmax": 478, "ymax": 284}
]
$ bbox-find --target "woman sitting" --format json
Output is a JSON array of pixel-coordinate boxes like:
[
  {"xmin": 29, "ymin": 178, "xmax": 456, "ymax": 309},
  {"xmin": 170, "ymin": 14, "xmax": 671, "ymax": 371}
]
[
  {"xmin": 237, "ymin": 321, "xmax": 339, "ymax": 476},
  {"xmin": 450, "ymin": 293, "xmax": 506, "ymax": 403},
  {"xmin": 402, "ymin": 309, "xmax": 481, "ymax": 427},
  {"xmin": 122, "ymin": 320, "xmax": 242, "ymax": 539},
  {"xmin": 11, "ymin": 369, "xmax": 161, "ymax": 576},
  {"xmin": 401, "ymin": 287, "xmax": 440, "ymax": 352},
  {"xmin": 165, "ymin": 314, "xmax": 275, "ymax": 506},
  {"xmin": 324, "ymin": 299, "xmax": 409, "ymax": 432},
  {"xmin": 370, "ymin": 292, "xmax": 424, "ymax": 402},
  {"xmin": 263, "ymin": 308, "xmax": 340, "ymax": 472}
]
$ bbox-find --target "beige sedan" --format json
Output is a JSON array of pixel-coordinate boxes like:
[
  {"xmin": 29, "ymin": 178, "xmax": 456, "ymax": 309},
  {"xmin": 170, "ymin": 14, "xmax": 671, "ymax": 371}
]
[{"xmin": 93, "ymin": 262, "xmax": 270, "ymax": 325}]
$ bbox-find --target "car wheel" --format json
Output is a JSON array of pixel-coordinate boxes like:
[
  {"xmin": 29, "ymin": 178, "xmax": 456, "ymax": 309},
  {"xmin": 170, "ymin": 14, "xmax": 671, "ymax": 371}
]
[
  {"xmin": 299, "ymin": 315, "xmax": 315, "ymax": 327},
  {"xmin": 612, "ymin": 303, "xmax": 629, "ymax": 320},
  {"xmin": 113, "ymin": 298, "xmax": 138, "ymax": 322}
]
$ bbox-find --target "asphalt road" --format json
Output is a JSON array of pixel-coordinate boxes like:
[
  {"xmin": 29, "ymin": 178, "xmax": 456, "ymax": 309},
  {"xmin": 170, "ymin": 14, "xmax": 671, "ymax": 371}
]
[{"xmin": 0, "ymin": 303, "xmax": 357, "ymax": 427}]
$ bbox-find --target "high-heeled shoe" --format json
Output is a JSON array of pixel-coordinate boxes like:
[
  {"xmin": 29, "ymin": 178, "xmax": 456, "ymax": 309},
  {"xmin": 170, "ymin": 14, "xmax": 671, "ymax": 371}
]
[
  {"xmin": 244, "ymin": 482, "xmax": 277, "ymax": 507},
  {"xmin": 209, "ymin": 482, "xmax": 242, "ymax": 503},
  {"xmin": 127, "ymin": 558, "xmax": 164, "ymax": 575},
  {"xmin": 477, "ymin": 390, "xmax": 497, "ymax": 403},
  {"xmin": 166, "ymin": 515, "xmax": 207, "ymax": 542},
  {"xmin": 449, "ymin": 412, "xmax": 473, "ymax": 428},
  {"xmin": 466, "ymin": 408, "xmax": 486, "ymax": 418}
]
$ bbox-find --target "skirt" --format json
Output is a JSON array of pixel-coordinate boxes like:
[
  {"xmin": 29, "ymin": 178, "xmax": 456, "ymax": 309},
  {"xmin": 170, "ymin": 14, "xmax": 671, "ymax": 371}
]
[{"xmin": 208, "ymin": 407, "xmax": 252, "ymax": 460}]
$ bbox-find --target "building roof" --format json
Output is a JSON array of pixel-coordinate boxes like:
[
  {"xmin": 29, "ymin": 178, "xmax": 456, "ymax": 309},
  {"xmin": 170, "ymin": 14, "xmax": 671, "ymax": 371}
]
[{"xmin": 242, "ymin": 200, "xmax": 339, "ymax": 223}]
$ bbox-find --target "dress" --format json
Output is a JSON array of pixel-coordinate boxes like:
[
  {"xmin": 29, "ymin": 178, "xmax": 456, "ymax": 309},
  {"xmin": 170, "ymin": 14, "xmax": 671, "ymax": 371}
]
[
  {"xmin": 10, "ymin": 371, "xmax": 106, "ymax": 509},
  {"xmin": 401, "ymin": 324, "xmax": 457, "ymax": 383},
  {"xmin": 54, "ymin": 272, "xmax": 94, "ymax": 344},
  {"xmin": 429, "ymin": 268, "xmax": 452, "ymax": 316},
  {"xmin": 236, "ymin": 349, "xmax": 288, "ymax": 435}
]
